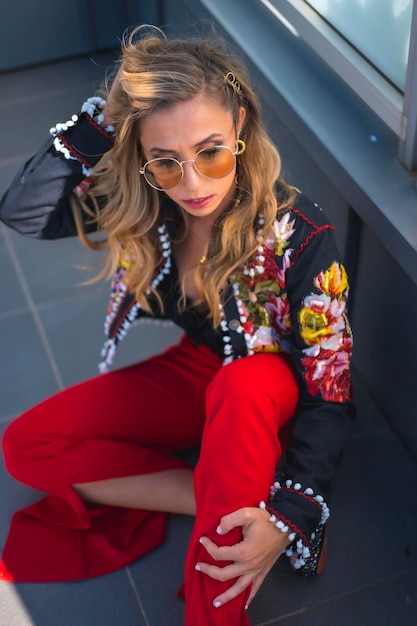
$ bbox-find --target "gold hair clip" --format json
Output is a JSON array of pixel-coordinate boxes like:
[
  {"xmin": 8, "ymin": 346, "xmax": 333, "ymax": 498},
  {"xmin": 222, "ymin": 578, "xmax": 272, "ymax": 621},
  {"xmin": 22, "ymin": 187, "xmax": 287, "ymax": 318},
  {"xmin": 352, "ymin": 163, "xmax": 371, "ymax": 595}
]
[{"xmin": 225, "ymin": 71, "xmax": 241, "ymax": 93}]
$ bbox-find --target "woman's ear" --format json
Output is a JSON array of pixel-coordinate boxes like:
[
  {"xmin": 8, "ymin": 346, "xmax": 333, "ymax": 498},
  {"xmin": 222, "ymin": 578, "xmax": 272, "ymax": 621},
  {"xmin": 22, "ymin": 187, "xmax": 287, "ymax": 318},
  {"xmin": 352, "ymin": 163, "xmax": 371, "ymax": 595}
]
[{"xmin": 237, "ymin": 106, "xmax": 246, "ymax": 136}]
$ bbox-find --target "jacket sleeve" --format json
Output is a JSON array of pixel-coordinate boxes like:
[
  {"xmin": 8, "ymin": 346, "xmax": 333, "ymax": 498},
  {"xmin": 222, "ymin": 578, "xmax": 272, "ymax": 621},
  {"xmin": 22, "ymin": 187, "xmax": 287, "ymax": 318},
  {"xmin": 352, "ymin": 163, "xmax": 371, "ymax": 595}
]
[
  {"xmin": 267, "ymin": 201, "xmax": 355, "ymax": 565},
  {"xmin": 0, "ymin": 111, "xmax": 114, "ymax": 239}
]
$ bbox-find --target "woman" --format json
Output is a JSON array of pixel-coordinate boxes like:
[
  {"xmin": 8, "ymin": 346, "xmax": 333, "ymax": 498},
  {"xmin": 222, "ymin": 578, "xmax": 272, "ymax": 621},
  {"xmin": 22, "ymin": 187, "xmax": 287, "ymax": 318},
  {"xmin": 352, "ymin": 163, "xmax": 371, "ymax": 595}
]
[{"xmin": 0, "ymin": 25, "xmax": 355, "ymax": 626}]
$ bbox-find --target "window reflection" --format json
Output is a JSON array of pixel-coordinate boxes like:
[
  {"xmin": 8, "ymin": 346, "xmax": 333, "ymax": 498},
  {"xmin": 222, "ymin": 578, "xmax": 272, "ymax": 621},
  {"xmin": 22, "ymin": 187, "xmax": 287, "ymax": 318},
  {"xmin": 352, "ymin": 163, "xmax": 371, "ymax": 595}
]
[{"xmin": 305, "ymin": 0, "xmax": 413, "ymax": 90}]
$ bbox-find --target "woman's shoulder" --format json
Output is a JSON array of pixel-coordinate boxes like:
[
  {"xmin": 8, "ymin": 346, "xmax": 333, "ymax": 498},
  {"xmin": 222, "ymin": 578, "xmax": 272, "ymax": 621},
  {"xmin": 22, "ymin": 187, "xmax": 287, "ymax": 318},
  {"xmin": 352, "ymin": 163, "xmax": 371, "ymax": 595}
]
[
  {"xmin": 282, "ymin": 192, "xmax": 335, "ymax": 231},
  {"xmin": 271, "ymin": 192, "xmax": 337, "ymax": 266}
]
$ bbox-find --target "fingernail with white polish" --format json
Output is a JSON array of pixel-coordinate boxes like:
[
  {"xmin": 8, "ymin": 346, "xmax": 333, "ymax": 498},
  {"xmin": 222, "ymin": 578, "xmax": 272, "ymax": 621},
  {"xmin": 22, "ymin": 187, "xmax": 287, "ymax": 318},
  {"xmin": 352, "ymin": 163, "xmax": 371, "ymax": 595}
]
[
  {"xmin": 214, "ymin": 601, "xmax": 222, "ymax": 608},
  {"xmin": 216, "ymin": 525, "xmax": 223, "ymax": 534},
  {"xmin": 195, "ymin": 564, "xmax": 201, "ymax": 571}
]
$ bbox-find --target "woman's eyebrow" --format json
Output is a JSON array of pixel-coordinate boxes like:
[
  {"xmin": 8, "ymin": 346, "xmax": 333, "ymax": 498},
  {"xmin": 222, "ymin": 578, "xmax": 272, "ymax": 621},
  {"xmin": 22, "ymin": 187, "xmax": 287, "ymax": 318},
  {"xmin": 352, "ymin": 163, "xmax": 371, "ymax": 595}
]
[
  {"xmin": 149, "ymin": 133, "xmax": 224, "ymax": 156},
  {"xmin": 149, "ymin": 147, "xmax": 177, "ymax": 156},
  {"xmin": 194, "ymin": 133, "xmax": 224, "ymax": 148}
]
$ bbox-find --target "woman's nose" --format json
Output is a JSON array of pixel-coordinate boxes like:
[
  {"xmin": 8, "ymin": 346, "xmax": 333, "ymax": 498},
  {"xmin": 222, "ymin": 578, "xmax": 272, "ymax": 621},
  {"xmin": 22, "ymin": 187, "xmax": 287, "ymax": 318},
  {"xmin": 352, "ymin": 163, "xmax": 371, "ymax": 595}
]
[{"xmin": 181, "ymin": 160, "xmax": 202, "ymax": 189}]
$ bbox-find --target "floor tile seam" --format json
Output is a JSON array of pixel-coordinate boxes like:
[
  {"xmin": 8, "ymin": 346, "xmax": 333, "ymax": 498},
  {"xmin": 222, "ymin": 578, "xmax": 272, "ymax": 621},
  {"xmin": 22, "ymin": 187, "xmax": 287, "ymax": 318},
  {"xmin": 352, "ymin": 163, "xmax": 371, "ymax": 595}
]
[
  {"xmin": 0, "ymin": 289, "xmax": 106, "ymax": 320},
  {"xmin": 30, "ymin": 284, "xmax": 110, "ymax": 312},
  {"xmin": 1, "ymin": 224, "xmax": 64, "ymax": 390},
  {"xmin": 253, "ymin": 566, "xmax": 417, "ymax": 626},
  {"xmin": 0, "ymin": 277, "xmax": 104, "ymax": 320},
  {"xmin": 0, "ymin": 306, "xmax": 30, "ymax": 321},
  {"xmin": 125, "ymin": 566, "xmax": 152, "ymax": 626}
]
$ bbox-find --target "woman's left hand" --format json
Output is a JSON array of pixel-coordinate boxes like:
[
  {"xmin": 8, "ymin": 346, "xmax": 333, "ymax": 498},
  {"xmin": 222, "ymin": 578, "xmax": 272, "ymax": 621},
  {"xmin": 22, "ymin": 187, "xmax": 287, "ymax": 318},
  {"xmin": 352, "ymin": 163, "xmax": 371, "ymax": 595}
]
[{"xmin": 196, "ymin": 506, "xmax": 291, "ymax": 609}]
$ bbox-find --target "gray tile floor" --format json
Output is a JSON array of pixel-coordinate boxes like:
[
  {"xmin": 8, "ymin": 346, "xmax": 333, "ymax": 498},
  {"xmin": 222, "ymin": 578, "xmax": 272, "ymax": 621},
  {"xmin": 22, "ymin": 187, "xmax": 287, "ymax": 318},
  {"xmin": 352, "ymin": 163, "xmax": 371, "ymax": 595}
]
[{"xmin": 1, "ymin": 54, "xmax": 416, "ymax": 626}]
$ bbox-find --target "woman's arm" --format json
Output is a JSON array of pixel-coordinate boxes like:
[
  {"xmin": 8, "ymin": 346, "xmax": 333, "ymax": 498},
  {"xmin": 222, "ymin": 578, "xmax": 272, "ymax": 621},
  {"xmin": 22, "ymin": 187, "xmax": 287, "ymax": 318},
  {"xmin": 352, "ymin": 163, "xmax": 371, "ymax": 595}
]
[
  {"xmin": 267, "ymin": 201, "xmax": 355, "ymax": 551},
  {"xmin": 198, "ymin": 198, "xmax": 355, "ymax": 607},
  {"xmin": 0, "ymin": 100, "xmax": 115, "ymax": 239}
]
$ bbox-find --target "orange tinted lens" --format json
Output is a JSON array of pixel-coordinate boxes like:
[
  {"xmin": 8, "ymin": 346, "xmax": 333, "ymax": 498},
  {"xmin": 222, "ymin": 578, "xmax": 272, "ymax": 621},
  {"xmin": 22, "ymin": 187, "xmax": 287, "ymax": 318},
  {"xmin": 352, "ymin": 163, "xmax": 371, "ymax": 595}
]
[
  {"xmin": 145, "ymin": 159, "xmax": 182, "ymax": 189},
  {"xmin": 195, "ymin": 147, "xmax": 235, "ymax": 178}
]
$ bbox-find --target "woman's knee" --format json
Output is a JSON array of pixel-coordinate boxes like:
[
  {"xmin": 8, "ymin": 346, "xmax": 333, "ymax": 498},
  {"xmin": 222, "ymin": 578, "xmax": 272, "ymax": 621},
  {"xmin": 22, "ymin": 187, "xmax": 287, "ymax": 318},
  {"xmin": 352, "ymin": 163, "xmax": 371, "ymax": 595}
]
[
  {"xmin": 206, "ymin": 354, "xmax": 299, "ymax": 429},
  {"xmin": 2, "ymin": 405, "xmax": 50, "ymax": 481},
  {"xmin": 2, "ymin": 416, "xmax": 28, "ymax": 478},
  {"xmin": 208, "ymin": 354, "xmax": 298, "ymax": 400}
]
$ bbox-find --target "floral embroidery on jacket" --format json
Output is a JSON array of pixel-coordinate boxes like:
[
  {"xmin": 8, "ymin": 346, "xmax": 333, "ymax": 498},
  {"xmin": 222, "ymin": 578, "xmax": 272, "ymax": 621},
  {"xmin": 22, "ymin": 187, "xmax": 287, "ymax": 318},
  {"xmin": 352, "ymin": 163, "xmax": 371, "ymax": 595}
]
[
  {"xmin": 99, "ymin": 206, "xmax": 352, "ymax": 406},
  {"xmin": 298, "ymin": 262, "xmax": 352, "ymax": 402},
  {"xmin": 233, "ymin": 212, "xmax": 295, "ymax": 354}
]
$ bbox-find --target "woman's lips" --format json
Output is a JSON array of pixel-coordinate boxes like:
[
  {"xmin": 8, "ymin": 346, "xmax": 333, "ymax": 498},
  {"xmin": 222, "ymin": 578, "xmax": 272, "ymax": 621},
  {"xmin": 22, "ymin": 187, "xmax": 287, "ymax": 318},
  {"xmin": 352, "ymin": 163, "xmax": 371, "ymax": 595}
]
[{"xmin": 181, "ymin": 196, "xmax": 214, "ymax": 210}]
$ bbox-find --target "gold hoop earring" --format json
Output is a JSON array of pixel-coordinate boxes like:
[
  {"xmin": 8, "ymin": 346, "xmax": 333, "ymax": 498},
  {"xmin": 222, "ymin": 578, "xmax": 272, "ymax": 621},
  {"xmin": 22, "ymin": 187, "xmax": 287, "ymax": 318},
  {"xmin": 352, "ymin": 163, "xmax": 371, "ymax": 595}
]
[{"xmin": 235, "ymin": 139, "xmax": 246, "ymax": 156}]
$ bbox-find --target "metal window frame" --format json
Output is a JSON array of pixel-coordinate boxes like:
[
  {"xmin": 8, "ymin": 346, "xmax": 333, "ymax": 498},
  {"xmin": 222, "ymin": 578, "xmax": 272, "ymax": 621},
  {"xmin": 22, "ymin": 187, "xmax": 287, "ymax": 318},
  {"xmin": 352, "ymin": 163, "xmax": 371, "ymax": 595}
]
[{"xmin": 260, "ymin": 0, "xmax": 417, "ymax": 170}]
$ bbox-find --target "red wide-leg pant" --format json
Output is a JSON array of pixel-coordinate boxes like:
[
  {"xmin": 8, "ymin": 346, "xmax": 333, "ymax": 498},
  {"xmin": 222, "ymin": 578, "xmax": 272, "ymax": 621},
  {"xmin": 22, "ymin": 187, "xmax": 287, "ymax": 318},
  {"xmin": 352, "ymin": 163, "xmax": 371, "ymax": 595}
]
[{"xmin": 1, "ymin": 335, "xmax": 298, "ymax": 626}]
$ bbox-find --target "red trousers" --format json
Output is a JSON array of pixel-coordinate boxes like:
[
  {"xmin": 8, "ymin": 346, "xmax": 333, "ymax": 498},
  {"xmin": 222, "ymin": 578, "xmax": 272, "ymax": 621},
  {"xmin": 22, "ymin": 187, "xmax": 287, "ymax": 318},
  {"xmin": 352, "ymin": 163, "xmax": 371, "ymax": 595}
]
[{"xmin": 1, "ymin": 335, "xmax": 298, "ymax": 626}]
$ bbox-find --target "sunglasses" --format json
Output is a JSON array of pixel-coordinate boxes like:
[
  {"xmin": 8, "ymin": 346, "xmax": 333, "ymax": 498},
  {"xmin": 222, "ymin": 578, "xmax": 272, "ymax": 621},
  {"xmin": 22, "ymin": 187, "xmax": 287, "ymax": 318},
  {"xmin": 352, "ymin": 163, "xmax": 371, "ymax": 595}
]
[{"xmin": 139, "ymin": 145, "xmax": 238, "ymax": 191}]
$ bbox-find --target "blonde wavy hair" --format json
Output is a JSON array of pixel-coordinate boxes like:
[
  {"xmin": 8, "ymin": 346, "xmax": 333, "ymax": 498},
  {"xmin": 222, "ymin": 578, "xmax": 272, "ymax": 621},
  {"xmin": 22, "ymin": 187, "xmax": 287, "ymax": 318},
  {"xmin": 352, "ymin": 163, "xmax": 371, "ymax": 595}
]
[{"xmin": 73, "ymin": 25, "xmax": 295, "ymax": 325}]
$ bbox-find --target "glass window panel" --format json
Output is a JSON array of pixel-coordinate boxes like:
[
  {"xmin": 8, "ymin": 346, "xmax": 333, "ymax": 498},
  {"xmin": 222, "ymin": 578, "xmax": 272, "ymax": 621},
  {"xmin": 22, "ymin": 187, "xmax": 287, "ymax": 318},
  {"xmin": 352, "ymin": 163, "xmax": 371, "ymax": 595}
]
[{"xmin": 305, "ymin": 0, "xmax": 413, "ymax": 91}]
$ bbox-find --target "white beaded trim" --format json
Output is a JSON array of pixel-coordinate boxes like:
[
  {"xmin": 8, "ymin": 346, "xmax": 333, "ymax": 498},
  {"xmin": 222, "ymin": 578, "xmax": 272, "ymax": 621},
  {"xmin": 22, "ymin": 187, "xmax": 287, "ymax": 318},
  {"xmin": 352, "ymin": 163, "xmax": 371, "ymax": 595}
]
[
  {"xmin": 260, "ymin": 478, "xmax": 330, "ymax": 570},
  {"xmin": 269, "ymin": 479, "xmax": 330, "ymax": 526},
  {"xmin": 80, "ymin": 96, "xmax": 106, "ymax": 118},
  {"xmin": 50, "ymin": 116, "xmax": 80, "ymax": 167},
  {"xmin": 80, "ymin": 97, "xmax": 115, "ymax": 134},
  {"xmin": 99, "ymin": 224, "xmax": 172, "ymax": 372},
  {"xmin": 224, "ymin": 214, "xmax": 267, "ymax": 360},
  {"xmin": 259, "ymin": 501, "xmax": 297, "ymax": 543},
  {"xmin": 51, "ymin": 116, "xmax": 93, "ymax": 177},
  {"xmin": 219, "ymin": 308, "xmax": 233, "ymax": 363},
  {"xmin": 49, "ymin": 114, "xmax": 79, "ymax": 138},
  {"xmin": 286, "ymin": 538, "xmax": 312, "ymax": 569},
  {"xmin": 49, "ymin": 98, "xmax": 114, "ymax": 177},
  {"xmin": 242, "ymin": 214, "xmax": 266, "ymax": 279},
  {"xmin": 260, "ymin": 499, "xmax": 311, "ymax": 567}
]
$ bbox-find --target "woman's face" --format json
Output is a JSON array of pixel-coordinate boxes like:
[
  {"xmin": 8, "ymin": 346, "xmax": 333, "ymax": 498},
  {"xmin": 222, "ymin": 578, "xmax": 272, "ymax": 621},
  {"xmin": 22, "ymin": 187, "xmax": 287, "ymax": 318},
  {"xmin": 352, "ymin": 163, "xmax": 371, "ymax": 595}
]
[{"xmin": 139, "ymin": 93, "xmax": 246, "ymax": 221}]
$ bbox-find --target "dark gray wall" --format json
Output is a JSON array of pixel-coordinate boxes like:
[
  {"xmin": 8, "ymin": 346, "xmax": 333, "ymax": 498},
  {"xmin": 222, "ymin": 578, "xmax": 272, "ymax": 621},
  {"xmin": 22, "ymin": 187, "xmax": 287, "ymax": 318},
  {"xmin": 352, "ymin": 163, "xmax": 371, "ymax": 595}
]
[{"xmin": 0, "ymin": 0, "xmax": 162, "ymax": 71}]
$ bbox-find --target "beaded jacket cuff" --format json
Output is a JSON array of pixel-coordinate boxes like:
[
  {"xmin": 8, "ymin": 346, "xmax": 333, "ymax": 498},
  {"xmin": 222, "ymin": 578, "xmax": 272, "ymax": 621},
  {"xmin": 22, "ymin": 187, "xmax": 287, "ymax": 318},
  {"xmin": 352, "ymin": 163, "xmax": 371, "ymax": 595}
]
[
  {"xmin": 49, "ymin": 97, "xmax": 115, "ymax": 176},
  {"xmin": 260, "ymin": 478, "xmax": 330, "ymax": 574}
]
